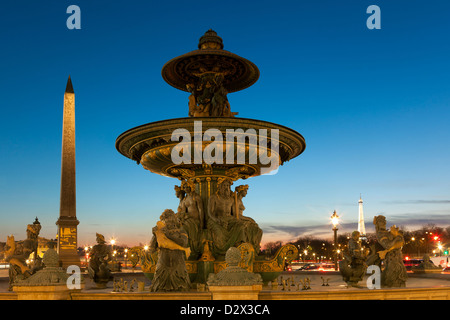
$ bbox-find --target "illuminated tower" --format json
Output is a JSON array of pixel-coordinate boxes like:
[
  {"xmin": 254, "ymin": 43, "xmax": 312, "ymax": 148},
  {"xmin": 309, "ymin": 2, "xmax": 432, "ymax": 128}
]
[
  {"xmin": 56, "ymin": 76, "xmax": 80, "ymax": 268},
  {"xmin": 358, "ymin": 195, "xmax": 366, "ymax": 239}
]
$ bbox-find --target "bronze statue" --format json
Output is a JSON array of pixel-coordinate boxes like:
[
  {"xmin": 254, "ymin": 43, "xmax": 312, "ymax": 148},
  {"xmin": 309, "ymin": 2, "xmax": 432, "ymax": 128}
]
[
  {"xmin": 210, "ymin": 74, "xmax": 231, "ymax": 116},
  {"xmin": 178, "ymin": 180, "xmax": 204, "ymax": 229},
  {"xmin": 149, "ymin": 209, "xmax": 191, "ymax": 292},
  {"xmin": 186, "ymin": 84, "xmax": 197, "ymax": 117},
  {"xmin": 233, "ymin": 184, "xmax": 263, "ymax": 253},
  {"xmin": 185, "ymin": 70, "xmax": 233, "ymax": 117},
  {"xmin": 174, "ymin": 185, "xmax": 186, "ymax": 213},
  {"xmin": 176, "ymin": 180, "xmax": 204, "ymax": 259},
  {"xmin": 207, "ymin": 178, "xmax": 246, "ymax": 256},
  {"xmin": 153, "ymin": 218, "xmax": 191, "ymax": 257},
  {"xmin": 88, "ymin": 233, "xmax": 113, "ymax": 288},
  {"xmin": 5, "ymin": 218, "xmax": 42, "ymax": 291},
  {"xmin": 339, "ymin": 231, "xmax": 367, "ymax": 287},
  {"xmin": 373, "ymin": 215, "xmax": 408, "ymax": 287},
  {"xmin": 12, "ymin": 240, "xmax": 72, "ymax": 289}
]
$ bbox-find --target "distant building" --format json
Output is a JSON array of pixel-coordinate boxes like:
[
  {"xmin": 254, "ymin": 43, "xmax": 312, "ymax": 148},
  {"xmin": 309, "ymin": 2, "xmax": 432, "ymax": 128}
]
[{"xmin": 37, "ymin": 237, "xmax": 54, "ymax": 258}]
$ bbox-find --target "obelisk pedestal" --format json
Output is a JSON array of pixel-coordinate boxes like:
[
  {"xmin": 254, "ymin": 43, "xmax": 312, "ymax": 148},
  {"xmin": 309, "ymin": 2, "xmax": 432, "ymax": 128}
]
[{"xmin": 56, "ymin": 76, "xmax": 81, "ymax": 269}]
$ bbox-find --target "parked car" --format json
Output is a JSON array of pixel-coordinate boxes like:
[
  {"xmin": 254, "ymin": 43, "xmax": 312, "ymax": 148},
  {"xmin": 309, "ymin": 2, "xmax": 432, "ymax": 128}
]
[
  {"xmin": 301, "ymin": 263, "xmax": 319, "ymax": 270},
  {"xmin": 286, "ymin": 262, "xmax": 305, "ymax": 272},
  {"xmin": 317, "ymin": 263, "xmax": 336, "ymax": 272},
  {"xmin": 403, "ymin": 259, "xmax": 423, "ymax": 271},
  {"xmin": 297, "ymin": 263, "xmax": 336, "ymax": 271}
]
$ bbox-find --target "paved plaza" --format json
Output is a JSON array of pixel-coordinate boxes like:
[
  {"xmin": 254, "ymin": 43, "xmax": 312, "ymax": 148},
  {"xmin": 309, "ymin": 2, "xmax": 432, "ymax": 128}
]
[{"xmin": 1, "ymin": 269, "xmax": 449, "ymax": 296}]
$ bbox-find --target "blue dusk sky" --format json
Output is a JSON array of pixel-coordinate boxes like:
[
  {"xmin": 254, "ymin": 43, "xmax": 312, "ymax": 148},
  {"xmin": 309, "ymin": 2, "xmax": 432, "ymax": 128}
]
[{"xmin": 0, "ymin": 0, "xmax": 449, "ymax": 247}]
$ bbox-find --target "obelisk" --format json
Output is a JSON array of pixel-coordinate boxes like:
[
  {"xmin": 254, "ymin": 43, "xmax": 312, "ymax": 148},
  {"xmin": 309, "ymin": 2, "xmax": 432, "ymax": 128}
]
[{"xmin": 56, "ymin": 76, "xmax": 81, "ymax": 268}]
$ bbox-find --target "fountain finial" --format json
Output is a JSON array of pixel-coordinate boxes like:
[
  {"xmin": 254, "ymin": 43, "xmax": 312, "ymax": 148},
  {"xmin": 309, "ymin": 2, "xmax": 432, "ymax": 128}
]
[{"xmin": 198, "ymin": 29, "xmax": 223, "ymax": 50}]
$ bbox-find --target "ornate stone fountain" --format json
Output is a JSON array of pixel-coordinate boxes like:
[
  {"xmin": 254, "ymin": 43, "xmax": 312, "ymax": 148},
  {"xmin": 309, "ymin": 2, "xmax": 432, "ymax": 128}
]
[{"xmin": 116, "ymin": 30, "xmax": 305, "ymax": 284}]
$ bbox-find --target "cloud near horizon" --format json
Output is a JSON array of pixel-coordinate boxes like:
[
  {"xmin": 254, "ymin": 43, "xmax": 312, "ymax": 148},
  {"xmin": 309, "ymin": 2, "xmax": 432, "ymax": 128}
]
[
  {"xmin": 260, "ymin": 213, "xmax": 450, "ymax": 245},
  {"xmin": 382, "ymin": 200, "xmax": 450, "ymax": 204}
]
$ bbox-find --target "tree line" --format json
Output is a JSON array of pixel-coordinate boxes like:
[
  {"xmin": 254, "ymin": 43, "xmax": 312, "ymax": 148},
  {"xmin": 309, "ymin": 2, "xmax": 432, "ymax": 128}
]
[{"xmin": 261, "ymin": 224, "xmax": 450, "ymax": 260}]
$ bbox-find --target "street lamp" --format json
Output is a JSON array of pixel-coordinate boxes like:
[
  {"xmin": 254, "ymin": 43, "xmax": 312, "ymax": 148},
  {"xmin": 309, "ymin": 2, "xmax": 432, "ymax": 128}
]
[
  {"xmin": 331, "ymin": 210, "xmax": 339, "ymax": 271},
  {"xmin": 438, "ymin": 243, "xmax": 443, "ymax": 256},
  {"xmin": 84, "ymin": 246, "xmax": 89, "ymax": 267},
  {"xmin": 110, "ymin": 239, "xmax": 116, "ymax": 265}
]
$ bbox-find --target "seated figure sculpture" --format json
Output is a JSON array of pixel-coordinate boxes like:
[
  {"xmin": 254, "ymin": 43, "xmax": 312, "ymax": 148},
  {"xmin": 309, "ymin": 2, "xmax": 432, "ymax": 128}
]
[
  {"xmin": 373, "ymin": 216, "xmax": 408, "ymax": 287},
  {"xmin": 207, "ymin": 178, "xmax": 249, "ymax": 257},
  {"xmin": 88, "ymin": 233, "xmax": 113, "ymax": 288},
  {"xmin": 339, "ymin": 231, "xmax": 367, "ymax": 287},
  {"xmin": 173, "ymin": 178, "xmax": 263, "ymax": 260}
]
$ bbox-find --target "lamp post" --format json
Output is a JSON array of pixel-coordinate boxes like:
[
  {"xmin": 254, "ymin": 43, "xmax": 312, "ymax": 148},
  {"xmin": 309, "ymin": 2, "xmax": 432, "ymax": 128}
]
[
  {"xmin": 110, "ymin": 239, "xmax": 116, "ymax": 270},
  {"xmin": 331, "ymin": 210, "xmax": 339, "ymax": 271},
  {"xmin": 84, "ymin": 246, "xmax": 89, "ymax": 268},
  {"xmin": 438, "ymin": 243, "xmax": 443, "ymax": 256}
]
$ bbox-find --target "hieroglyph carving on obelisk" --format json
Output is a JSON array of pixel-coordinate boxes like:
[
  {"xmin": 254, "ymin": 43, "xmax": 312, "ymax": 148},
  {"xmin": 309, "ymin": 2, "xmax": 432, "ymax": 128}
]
[{"xmin": 56, "ymin": 76, "xmax": 80, "ymax": 268}]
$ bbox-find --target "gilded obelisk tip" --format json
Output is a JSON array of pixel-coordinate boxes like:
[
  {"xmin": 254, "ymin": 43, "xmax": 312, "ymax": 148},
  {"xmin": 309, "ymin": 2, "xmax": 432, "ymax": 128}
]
[{"xmin": 65, "ymin": 76, "xmax": 74, "ymax": 93}]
